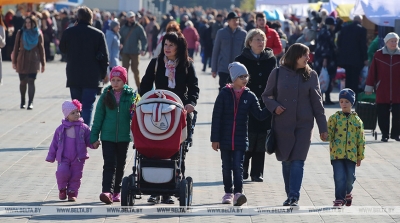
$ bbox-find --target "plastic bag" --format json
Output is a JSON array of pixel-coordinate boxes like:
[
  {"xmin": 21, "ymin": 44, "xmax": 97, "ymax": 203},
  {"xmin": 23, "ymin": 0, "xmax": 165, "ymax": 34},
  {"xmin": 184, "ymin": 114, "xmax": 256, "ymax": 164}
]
[
  {"xmin": 319, "ymin": 68, "xmax": 330, "ymax": 93},
  {"xmin": 359, "ymin": 66, "xmax": 368, "ymax": 89}
]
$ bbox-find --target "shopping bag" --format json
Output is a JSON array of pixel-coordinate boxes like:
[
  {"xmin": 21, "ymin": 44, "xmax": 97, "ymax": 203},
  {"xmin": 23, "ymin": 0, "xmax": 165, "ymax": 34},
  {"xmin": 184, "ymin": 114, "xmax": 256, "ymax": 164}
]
[
  {"xmin": 358, "ymin": 66, "xmax": 368, "ymax": 89},
  {"xmin": 319, "ymin": 68, "xmax": 329, "ymax": 93}
]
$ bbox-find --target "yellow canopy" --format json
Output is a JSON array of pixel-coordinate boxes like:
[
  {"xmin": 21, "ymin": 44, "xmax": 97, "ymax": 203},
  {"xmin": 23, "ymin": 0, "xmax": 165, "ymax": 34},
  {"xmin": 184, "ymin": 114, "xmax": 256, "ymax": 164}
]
[
  {"xmin": 336, "ymin": 4, "xmax": 355, "ymax": 22},
  {"xmin": 309, "ymin": 1, "xmax": 323, "ymax": 11},
  {"xmin": 0, "ymin": 0, "xmax": 57, "ymax": 5}
]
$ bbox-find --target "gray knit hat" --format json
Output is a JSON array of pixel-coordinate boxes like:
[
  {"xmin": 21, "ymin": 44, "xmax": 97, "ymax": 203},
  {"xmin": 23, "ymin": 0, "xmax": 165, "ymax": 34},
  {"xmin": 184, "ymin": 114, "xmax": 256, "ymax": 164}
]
[
  {"xmin": 110, "ymin": 19, "xmax": 120, "ymax": 30},
  {"xmin": 228, "ymin": 62, "xmax": 248, "ymax": 82}
]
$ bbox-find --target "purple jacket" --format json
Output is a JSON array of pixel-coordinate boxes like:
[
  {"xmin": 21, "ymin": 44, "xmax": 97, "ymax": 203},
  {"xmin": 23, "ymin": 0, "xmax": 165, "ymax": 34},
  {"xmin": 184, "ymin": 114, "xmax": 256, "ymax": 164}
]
[{"xmin": 46, "ymin": 118, "xmax": 94, "ymax": 162}]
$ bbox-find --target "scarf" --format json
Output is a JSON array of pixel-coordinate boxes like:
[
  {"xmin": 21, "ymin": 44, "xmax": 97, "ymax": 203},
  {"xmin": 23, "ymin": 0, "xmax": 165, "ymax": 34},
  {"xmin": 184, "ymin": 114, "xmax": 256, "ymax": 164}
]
[
  {"xmin": 22, "ymin": 27, "xmax": 40, "ymax": 51},
  {"xmin": 164, "ymin": 56, "xmax": 178, "ymax": 89}
]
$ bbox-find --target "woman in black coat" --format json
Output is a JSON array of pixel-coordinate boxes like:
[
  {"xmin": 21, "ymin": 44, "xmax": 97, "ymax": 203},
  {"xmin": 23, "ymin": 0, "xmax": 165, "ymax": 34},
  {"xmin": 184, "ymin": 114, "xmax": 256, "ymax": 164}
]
[
  {"xmin": 140, "ymin": 32, "xmax": 199, "ymax": 204},
  {"xmin": 235, "ymin": 28, "xmax": 276, "ymax": 182}
]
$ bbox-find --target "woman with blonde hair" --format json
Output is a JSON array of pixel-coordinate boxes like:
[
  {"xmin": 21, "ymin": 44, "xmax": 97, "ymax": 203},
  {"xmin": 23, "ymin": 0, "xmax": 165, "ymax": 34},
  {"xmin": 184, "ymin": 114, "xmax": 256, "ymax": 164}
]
[
  {"xmin": 235, "ymin": 28, "xmax": 276, "ymax": 182},
  {"xmin": 12, "ymin": 16, "xmax": 45, "ymax": 109}
]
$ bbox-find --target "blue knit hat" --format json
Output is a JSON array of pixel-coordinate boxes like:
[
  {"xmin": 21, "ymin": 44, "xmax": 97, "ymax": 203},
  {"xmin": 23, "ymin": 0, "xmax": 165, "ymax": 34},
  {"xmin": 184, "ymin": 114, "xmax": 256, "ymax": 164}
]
[{"xmin": 339, "ymin": 88, "xmax": 355, "ymax": 106}]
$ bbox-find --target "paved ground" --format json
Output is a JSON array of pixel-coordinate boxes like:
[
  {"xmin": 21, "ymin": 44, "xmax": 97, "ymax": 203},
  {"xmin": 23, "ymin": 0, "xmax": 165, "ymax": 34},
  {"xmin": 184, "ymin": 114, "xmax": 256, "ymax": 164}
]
[{"xmin": 0, "ymin": 54, "xmax": 400, "ymax": 223}]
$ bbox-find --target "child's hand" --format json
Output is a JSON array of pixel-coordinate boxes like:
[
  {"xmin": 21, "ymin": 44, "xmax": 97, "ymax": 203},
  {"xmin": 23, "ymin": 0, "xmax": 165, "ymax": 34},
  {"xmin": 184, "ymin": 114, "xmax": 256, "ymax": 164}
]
[
  {"xmin": 275, "ymin": 106, "xmax": 286, "ymax": 115},
  {"xmin": 45, "ymin": 158, "xmax": 54, "ymax": 163},
  {"xmin": 357, "ymin": 160, "xmax": 362, "ymax": 167},
  {"xmin": 320, "ymin": 132, "xmax": 328, "ymax": 141},
  {"xmin": 92, "ymin": 141, "xmax": 101, "ymax": 149},
  {"xmin": 212, "ymin": 142, "xmax": 220, "ymax": 151}
]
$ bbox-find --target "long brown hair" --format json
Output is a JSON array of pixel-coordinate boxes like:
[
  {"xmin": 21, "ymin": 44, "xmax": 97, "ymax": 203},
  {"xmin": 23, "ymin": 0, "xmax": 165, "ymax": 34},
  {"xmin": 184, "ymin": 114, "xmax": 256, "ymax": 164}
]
[
  {"xmin": 23, "ymin": 15, "xmax": 38, "ymax": 29},
  {"xmin": 280, "ymin": 43, "xmax": 312, "ymax": 81}
]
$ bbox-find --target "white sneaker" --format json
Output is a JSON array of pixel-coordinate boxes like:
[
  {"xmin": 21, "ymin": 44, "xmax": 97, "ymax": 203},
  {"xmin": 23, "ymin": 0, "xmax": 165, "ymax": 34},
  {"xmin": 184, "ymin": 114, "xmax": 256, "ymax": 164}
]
[
  {"xmin": 221, "ymin": 193, "xmax": 233, "ymax": 204},
  {"xmin": 233, "ymin": 193, "xmax": 247, "ymax": 206}
]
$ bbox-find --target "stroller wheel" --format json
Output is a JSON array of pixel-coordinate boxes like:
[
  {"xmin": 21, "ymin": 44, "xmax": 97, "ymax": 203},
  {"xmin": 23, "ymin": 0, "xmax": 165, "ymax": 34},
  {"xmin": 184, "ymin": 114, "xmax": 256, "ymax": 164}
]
[
  {"xmin": 179, "ymin": 179, "xmax": 188, "ymax": 208},
  {"xmin": 121, "ymin": 175, "xmax": 135, "ymax": 206},
  {"xmin": 186, "ymin": 177, "xmax": 193, "ymax": 206}
]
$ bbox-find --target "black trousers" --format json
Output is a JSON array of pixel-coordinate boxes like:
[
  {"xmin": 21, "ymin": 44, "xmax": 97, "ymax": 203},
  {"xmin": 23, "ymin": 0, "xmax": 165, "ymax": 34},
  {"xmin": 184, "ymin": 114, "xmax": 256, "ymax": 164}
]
[
  {"xmin": 218, "ymin": 72, "xmax": 230, "ymax": 91},
  {"xmin": 101, "ymin": 141, "xmax": 129, "ymax": 194},
  {"xmin": 377, "ymin": 103, "xmax": 400, "ymax": 138},
  {"xmin": 243, "ymin": 132, "xmax": 267, "ymax": 178},
  {"xmin": 343, "ymin": 65, "xmax": 363, "ymax": 95}
]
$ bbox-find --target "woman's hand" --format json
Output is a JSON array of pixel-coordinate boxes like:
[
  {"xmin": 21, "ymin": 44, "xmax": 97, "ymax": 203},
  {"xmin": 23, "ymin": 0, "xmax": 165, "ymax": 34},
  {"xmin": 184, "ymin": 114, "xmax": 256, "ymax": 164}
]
[
  {"xmin": 12, "ymin": 63, "xmax": 16, "ymax": 70},
  {"xmin": 41, "ymin": 66, "xmax": 45, "ymax": 73},
  {"xmin": 275, "ymin": 106, "xmax": 286, "ymax": 115},
  {"xmin": 212, "ymin": 142, "xmax": 220, "ymax": 151},
  {"xmin": 320, "ymin": 132, "xmax": 328, "ymax": 141},
  {"xmin": 323, "ymin": 59, "xmax": 327, "ymax": 67},
  {"xmin": 212, "ymin": 72, "xmax": 217, "ymax": 78},
  {"xmin": 184, "ymin": 104, "xmax": 195, "ymax": 113}
]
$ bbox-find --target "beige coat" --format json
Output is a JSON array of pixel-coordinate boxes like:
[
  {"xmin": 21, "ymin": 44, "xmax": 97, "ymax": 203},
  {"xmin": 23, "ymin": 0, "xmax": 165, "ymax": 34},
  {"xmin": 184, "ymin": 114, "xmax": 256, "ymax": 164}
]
[
  {"xmin": 13, "ymin": 30, "xmax": 45, "ymax": 74},
  {"xmin": 262, "ymin": 66, "xmax": 327, "ymax": 161}
]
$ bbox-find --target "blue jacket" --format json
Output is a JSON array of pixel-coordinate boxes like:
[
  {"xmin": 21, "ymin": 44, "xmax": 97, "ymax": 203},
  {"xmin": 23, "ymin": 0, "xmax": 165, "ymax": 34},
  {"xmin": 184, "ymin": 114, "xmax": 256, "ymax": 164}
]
[
  {"xmin": 106, "ymin": 29, "xmax": 120, "ymax": 68},
  {"xmin": 210, "ymin": 85, "xmax": 270, "ymax": 151}
]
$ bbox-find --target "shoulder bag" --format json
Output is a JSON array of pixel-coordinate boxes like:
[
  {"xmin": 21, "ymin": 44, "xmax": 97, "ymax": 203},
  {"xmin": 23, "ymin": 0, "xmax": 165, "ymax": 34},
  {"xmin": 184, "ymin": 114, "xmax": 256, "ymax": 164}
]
[{"xmin": 265, "ymin": 68, "xmax": 279, "ymax": 155}]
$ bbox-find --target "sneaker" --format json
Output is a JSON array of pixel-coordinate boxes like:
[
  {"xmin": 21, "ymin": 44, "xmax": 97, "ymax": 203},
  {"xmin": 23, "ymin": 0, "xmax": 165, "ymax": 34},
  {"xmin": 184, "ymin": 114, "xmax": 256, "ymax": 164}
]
[
  {"xmin": 345, "ymin": 194, "xmax": 353, "ymax": 206},
  {"xmin": 333, "ymin": 199, "xmax": 346, "ymax": 207},
  {"xmin": 59, "ymin": 189, "xmax": 67, "ymax": 200},
  {"xmin": 283, "ymin": 198, "xmax": 291, "ymax": 206},
  {"xmin": 148, "ymin": 195, "xmax": 160, "ymax": 203},
  {"xmin": 289, "ymin": 197, "xmax": 299, "ymax": 206},
  {"xmin": 113, "ymin": 193, "xmax": 121, "ymax": 202},
  {"xmin": 67, "ymin": 190, "xmax": 77, "ymax": 202},
  {"xmin": 100, "ymin": 192, "xmax": 113, "ymax": 204},
  {"xmin": 222, "ymin": 193, "xmax": 234, "ymax": 204},
  {"xmin": 233, "ymin": 193, "xmax": 247, "ymax": 206}
]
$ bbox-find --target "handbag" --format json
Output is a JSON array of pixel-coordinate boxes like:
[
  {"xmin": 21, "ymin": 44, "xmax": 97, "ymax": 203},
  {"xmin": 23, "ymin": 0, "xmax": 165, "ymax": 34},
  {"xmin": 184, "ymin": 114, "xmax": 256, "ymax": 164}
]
[
  {"xmin": 319, "ymin": 67, "xmax": 329, "ymax": 93},
  {"xmin": 265, "ymin": 68, "xmax": 279, "ymax": 155}
]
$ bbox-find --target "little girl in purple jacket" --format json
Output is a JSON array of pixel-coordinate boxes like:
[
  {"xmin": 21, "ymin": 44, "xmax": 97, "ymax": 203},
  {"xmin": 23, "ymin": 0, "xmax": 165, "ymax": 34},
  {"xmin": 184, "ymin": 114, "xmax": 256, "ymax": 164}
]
[{"xmin": 46, "ymin": 100, "xmax": 97, "ymax": 201}]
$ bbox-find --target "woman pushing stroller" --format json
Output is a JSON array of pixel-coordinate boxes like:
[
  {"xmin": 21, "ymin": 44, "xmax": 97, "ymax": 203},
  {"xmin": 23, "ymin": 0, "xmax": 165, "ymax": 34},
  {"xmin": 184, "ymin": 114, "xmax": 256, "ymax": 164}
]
[{"xmin": 140, "ymin": 31, "xmax": 199, "ymax": 204}]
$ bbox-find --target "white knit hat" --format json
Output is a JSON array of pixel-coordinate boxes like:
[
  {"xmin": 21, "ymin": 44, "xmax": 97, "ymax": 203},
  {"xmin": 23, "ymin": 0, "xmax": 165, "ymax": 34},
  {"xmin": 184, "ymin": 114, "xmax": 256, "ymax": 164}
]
[{"xmin": 384, "ymin": 32, "xmax": 399, "ymax": 43}]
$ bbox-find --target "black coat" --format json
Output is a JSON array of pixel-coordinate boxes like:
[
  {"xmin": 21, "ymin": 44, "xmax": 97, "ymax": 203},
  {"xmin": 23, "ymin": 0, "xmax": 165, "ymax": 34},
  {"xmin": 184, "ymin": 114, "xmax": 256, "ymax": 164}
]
[
  {"xmin": 211, "ymin": 86, "xmax": 270, "ymax": 151},
  {"xmin": 203, "ymin": 26, "xmax": 213, "ymax": 58},
  {"xmin": 140, "ymin": 58, "xmax": 199, "ymax": 106},
  {"xmin": 60, "ymin": 21, "xmax": 109, "ymax": 88},
  {"xmin": 337, "ymin": 21, "xmax": 367, "ymax": 68},
  {"xmin": 235, "ymin": 47, "xmax": 276, "ymax": 133},
  {"xmin": 313, "ymin": 25, "xmax": 337, "ymax": 75}
]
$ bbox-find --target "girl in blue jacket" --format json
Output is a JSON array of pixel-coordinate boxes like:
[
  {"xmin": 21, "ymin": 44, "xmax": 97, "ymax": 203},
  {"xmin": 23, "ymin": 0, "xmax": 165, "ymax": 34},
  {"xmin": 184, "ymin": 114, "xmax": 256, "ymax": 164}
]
[{"xmin": 211, "ymin": 62, "xmax": 270, "ymax": 206}]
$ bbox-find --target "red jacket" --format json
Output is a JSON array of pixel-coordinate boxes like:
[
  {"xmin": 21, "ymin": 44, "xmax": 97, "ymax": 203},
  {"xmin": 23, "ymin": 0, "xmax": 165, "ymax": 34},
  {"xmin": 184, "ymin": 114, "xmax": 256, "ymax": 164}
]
[
  {"xmin": 264, "ymin": 25, "xmax": 282, "ymax": 56},
  {"xmin": 182, "ymin": 26, "xmax": 199, "ymax": 49},
  {"xmin": 365, "ymin": 47, "xmax": 400, "ymax": 104}
]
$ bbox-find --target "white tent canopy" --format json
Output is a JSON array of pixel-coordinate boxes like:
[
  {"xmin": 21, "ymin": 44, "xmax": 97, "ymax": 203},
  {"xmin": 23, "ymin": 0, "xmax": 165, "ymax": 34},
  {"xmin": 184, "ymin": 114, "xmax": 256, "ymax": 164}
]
[
  {"xmin": 350, "ymin": 0, "xmax": 400, "ymax": 27},
  {"xmin": 256, "ymin": 0, "xmax": 308, "ymax": 6}
]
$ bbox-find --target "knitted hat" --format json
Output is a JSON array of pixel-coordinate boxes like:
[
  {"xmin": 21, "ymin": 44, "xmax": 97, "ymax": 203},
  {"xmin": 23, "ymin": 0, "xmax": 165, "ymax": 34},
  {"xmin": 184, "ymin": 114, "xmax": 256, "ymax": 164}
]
[
  {"xmin": 384, "ymin": 32, "xmax": 399, "ymax": 43},
  {"xmin": 62, "ymin": 100, "xmax": 82, "ymax": 118},
  {"xmin": 110, "ymin": 19, "xmax": 120, "ymax": 30},
  {"xmin": 325, "ymin": 16, "xmax": 336, "ymax": 26},
  {"xmin": 339, "ymin": 88, "xmax": 355, "ymax": 106},
  {"xmin": 110, "ymin": 66, "xmax": 127, "ymax": 84},
  {"xmin": 228, "ymin": 62, "xmax": 248, "ymax": 82}
]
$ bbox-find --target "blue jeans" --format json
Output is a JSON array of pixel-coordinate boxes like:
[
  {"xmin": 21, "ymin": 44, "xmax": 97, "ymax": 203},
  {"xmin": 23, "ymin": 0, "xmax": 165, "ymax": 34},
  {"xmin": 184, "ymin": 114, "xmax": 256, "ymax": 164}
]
[
  {"xmin": 282, "ymin": 160, "xmax": 305, "ymax": 199},
  {"xmin": 331, "ymin": 159, "xmax": 356, "ymax": 201},
  {"xmin": 220, "ymin": 150, "xmax": 245, "ymax": 194},
  {"xmin": 69, "ymin": 87, "xmax": 98, "ymax": 126}
]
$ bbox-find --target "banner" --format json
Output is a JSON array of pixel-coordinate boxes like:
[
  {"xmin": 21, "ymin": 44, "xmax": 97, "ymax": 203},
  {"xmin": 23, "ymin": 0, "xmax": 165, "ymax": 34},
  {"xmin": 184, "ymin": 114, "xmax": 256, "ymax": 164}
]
[{"xmin": 1, "ymin": 206, "xmax": 400, "ymax": 216}]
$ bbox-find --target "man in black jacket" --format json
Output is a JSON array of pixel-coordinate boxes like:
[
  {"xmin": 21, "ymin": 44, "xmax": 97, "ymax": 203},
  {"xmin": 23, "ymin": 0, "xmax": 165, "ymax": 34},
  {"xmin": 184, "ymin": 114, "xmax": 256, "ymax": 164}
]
[
  {"xmin": 60, "ymin": 6, "xmax": 109, "ymax": 126},
  {"xmin": 337, "ymin": 15, "xmax": 368, "ymax": 95}
]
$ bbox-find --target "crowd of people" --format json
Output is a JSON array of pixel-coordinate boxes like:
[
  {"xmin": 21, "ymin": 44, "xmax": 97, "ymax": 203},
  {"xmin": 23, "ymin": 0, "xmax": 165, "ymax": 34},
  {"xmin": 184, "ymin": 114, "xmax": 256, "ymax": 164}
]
[{"xmin": 0, "ymin": 3, "xmax": 399, "ymax": 208}]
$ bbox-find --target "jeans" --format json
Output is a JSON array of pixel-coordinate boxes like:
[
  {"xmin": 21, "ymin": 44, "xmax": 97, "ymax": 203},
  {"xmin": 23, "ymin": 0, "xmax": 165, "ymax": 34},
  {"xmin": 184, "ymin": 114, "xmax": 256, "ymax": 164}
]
[
  {"xmin": 220, "ymin": 150, "xmax": 245, "ymax": 194},
  {"xmin": 69, "ymin": 87, "xmax": 98, "ymax": 126},
  {"xmin": 101, "ymin": 141, "xmax": 129, "ymax": 194},
  {"xmin": 331, "ymin": 159, "xmax": 356, "ymax": 201},
  {"xmin": 218, "ymin": 72, "xmax": 230, "ymax": 91},
  {"xmin": 282, "ymin": 160, "xmax": 305, "ymax": 199},
  {"xmin": 188, "ymin": 48, "xmax": 195, "ymax": 59}
]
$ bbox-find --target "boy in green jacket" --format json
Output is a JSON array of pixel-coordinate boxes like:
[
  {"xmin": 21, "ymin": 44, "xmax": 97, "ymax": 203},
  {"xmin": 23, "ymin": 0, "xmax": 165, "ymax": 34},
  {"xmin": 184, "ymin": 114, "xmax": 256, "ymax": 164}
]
[{"xmin": 326, "ymin": 88, "xmax": 365, "ymax": 207}]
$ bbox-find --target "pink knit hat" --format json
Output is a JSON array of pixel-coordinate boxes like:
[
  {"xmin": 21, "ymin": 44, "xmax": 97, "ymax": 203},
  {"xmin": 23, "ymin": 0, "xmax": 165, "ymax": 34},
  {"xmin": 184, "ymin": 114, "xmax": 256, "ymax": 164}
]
[
  {"xmin": 110, "ymin": 66, "xmax": 127, "ymax": 84},
  {"xmin": 62, "ymin": 100, "xmax": 82, "ymax": 118}
]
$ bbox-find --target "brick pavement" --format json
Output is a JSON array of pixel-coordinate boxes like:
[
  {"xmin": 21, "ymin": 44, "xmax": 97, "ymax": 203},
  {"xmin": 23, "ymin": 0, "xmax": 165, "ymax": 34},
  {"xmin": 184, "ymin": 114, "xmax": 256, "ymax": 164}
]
[{"xmin": 0, "ymin": 55, "xmax": 399, "ymax": 222}]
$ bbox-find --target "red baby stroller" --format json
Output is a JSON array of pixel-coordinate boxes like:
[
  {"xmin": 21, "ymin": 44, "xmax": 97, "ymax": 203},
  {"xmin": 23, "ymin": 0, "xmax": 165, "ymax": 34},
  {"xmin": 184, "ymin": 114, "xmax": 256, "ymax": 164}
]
[{"xmin": 121, "ymin": 90, "xmax": 196, "ymax": 208}]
